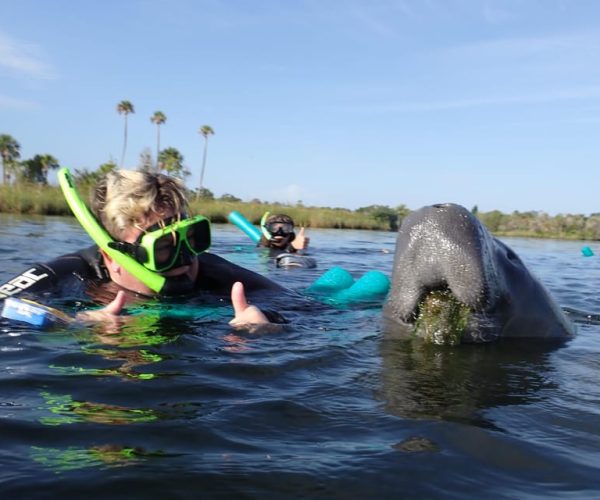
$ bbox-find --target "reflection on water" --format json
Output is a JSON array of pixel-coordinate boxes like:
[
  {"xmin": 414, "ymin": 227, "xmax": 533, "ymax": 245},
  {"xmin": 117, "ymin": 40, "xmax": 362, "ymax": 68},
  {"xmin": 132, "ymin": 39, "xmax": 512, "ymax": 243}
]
[
  {"xmin": 1, "ymin": 215, "xmax": 600, "ymax": 497},
  {"xmin": 378, "ymin": 330, "xmax": 559, "ymax": 430},
  {"xmin": 38, "ymin": 391, "xmax": 161, "ymax": 426},
  {"xmin": 30, "ymin": 445, "xmax": 169, "ymax": 473}
]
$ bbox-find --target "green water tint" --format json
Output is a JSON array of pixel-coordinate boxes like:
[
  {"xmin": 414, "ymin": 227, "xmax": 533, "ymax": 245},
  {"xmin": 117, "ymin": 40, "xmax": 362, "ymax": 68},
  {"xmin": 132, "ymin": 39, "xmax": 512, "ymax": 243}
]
[
  {"xmin": 48, "ymin": 362, "xmax": 158, "ymax": 381},
  {"xmin": 45, "ymin": 303, "xmax": 228, "ymax": 381},
  {"xmin": 413, "ymin": 290, "xmax": 471, "ymax": 346},
  {"xmin": 38, "ymin": 391, "xmax": 160, "ymax": 426},
  {"xmin": 83, "ymin": 347, "xmax": 164, "ymax": 364},
  {"xmin": 30, "ymin": 445, "xmax": 167, "ymax": 473}
]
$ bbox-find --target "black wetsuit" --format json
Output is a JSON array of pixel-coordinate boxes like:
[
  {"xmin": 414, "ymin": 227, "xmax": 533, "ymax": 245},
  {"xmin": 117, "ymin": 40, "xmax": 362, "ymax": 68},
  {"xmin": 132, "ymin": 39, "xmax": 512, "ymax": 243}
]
[
  {"xmin": 0, "ymin": 245, "xmax": 288, "ymax": 322},
  {"xmin": 257, "ymin": 234, "xmax": 299, "ymax": 253},
  {"xmin": 256, "ymin": 238, "xmax": 317, "ymax": 269}
]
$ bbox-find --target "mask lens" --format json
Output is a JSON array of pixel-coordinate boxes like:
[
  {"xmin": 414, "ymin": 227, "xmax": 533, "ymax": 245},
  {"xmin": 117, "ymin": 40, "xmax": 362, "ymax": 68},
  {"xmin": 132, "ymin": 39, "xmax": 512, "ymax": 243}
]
[
  {"xmin": 152, "ymin": 232, "xmax": 180, "ymax": 271},
  {"xmin": 185, "ymin": 219, "xmax": 211, "ymax": 254},
  {"xmin": 135, "ymin": 215, "xmax": 210, "ymax": 272},
  {"xmin": 267, "ymin": 222, "xmax": 293, "ymax": 235}
]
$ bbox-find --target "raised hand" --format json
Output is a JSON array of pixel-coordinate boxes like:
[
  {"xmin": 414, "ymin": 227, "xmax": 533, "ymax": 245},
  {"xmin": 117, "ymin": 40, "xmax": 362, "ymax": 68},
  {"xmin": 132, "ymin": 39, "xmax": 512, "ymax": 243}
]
[
  {"xmin": 291, "ymin": 227, "xmax": 310, "ymax": 250},
  {"xmin": 229, "ymin": 281, "xmax": 269, "ymax": 326}
]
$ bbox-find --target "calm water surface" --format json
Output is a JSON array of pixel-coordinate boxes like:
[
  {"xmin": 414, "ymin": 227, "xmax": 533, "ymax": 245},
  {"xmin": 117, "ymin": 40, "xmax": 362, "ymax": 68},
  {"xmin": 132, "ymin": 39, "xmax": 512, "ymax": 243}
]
[{"xmin": 0, "ymin": 214, "xmax": 599, "ymax": 498}]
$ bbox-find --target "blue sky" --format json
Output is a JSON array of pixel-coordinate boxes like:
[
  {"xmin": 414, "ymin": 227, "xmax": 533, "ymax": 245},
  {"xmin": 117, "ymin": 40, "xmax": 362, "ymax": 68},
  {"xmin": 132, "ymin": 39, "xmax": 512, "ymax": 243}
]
[{"xmin": 2, "ymin": 0, "xmax": 600, "ymax": 215}]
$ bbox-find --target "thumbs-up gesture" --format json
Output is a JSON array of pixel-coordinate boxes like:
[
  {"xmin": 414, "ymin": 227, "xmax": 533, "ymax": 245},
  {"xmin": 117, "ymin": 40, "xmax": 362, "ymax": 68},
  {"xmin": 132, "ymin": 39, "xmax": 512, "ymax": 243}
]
[
  {"xmin": 292, "ymin": 227, "xmax": 310, "ymax": 250},
  {"xmin": 229, "ymin": 281, "xmax": 269, "ymax": 326}
]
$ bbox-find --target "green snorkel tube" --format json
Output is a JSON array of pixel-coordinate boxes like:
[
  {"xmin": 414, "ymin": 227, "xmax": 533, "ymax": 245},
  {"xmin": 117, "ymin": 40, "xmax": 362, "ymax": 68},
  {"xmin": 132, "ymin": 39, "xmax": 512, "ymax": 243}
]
[
  {"xmin": 57, "ymin": 167, "xmax": 166, "ymax": 293},
  {"xmin": 260, "ymin": 211, "xmax": 272, "ymax": 241}
]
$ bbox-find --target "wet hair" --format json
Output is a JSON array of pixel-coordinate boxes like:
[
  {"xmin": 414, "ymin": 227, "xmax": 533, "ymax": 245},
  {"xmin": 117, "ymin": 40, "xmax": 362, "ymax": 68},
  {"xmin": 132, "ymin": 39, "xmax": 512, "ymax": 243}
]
[
  {"xmin": 265, "ymin": 214, "xmax": 295, "ymax": 226},
  {"xmin": 91, "ymin": 170, "xmax": 189, "ymax": 238}
]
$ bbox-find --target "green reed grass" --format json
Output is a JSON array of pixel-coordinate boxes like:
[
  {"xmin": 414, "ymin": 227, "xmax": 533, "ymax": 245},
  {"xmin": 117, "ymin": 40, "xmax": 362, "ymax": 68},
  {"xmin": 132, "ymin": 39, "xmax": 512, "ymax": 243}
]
[
  {"xmin": 188, "ymin": 199, "xmax": 386, "ymax": 229},
  {"xmin": 0, "ymin": 184, "xmax": 391, "ymax": 230},
  {"xmin": 3, "ymin": 184, "xmax": 600, "ymax": 239},
  {"xmin": 0, "ymin": 184, "xmax": 70, "ymax": 215}
]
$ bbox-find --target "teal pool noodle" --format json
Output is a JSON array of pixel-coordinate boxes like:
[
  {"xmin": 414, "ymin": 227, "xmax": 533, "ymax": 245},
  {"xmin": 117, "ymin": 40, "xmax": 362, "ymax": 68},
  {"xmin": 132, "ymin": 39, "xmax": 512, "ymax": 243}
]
[
  {"xmin": 228, "ymin": 211, "xmax": 261, "ymax": 243},
  {"xmin": 335, "ymin": 270, "xmax": 390, "ymax": 303},
  {"xmin": 308, "ymin": 266, "xmax": 355, "ymax": 293}
]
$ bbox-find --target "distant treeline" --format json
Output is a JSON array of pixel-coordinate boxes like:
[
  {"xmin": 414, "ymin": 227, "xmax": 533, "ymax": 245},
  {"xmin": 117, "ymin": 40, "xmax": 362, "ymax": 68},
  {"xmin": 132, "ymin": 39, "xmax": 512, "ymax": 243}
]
[
  {"xmin": 0, "ymin": 182, "xmax": 407, "ymax": 231},
  {"xmin": 1, "ymin": 183, "xmax": 599, "ymax": 240},
  {"xmin": 476, "ymin": 208, "xmax": 600, "ymax": 240}
]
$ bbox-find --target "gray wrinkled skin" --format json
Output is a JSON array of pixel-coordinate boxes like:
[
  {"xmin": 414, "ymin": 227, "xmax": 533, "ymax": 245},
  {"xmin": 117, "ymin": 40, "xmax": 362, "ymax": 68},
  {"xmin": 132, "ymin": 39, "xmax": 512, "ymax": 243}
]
[{"xmin": 383, "ymin": 203, "xmax": 575, "ymax": 343}]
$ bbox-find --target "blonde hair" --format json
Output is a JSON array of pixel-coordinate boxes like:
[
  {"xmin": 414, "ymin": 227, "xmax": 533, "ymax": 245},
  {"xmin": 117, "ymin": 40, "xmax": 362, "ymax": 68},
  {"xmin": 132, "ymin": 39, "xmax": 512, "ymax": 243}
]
[{"xmin": 91, "ymin": 170, "xmax": 189, "ymax": 238}]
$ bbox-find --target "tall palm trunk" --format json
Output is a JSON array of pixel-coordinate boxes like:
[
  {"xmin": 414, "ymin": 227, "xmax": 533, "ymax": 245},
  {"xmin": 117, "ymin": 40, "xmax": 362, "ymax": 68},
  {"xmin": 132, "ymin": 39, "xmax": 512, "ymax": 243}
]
[
  {"xmin": 120, "ymin": 113, "xmax": 128, "ymax": 168},
  {"xmin": 198, "ymin": 125, "xmax": 214, "ymax": 192},
  {"xmin": 117, "ymin": 100, "xmax": 134, "ymax": 169},
  {"xmin": 199, "ymin": 137, "xmax": 209, "ymax": 191},
  {"xmin": 156, "ymin": 124, "xmax": 161, "ymax": 172}
]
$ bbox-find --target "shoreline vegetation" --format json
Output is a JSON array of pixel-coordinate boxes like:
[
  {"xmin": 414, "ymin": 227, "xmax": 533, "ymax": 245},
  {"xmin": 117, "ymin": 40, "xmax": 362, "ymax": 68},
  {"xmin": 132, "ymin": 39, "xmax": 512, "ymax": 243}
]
[
  {"xmin": 3, "ymin": 119, "xmax": 598, "ymax": 241},
  {"xmin": 1, "ymin": 183, "xmax": 600, "ymax": 241}
]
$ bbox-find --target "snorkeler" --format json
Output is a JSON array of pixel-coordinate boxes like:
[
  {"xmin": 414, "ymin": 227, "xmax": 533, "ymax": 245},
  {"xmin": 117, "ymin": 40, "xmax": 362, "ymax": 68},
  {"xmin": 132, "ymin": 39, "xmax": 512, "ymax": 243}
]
[
  {"xmin": 258, "ymin": 214, "xmax": 310, "ymax": 254},
  {"xmin": 0, "ymin": 169, "xmax": 286, "ymax": 327}
]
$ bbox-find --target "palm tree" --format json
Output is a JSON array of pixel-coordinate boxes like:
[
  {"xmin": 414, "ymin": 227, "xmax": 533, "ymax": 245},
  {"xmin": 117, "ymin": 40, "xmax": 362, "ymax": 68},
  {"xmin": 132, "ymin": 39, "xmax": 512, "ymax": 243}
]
[
  {"xmin": 37, "ymin": 153, "xmax": 60, "ymax": 184},
  {"xmin": 158, "ymin": 147, "xmax": 189, "ymax": 179},
  {"xmin": 150, "ymin": 111, "xmax": 166, "ymax": 172},
  {"xmin": 20, "ymin": 154, "xmax": 59, "ymax": 184},
  {"xmin": 0, "ymin": 134, "xmax": 21, "ymax": 184},
  {"xmin": 198, "ymin": 125, "xmax": 214, "ymax": 191},
  {"xmin": 116, "ymin": 100, "xmax": 135, "ymax": 168}
]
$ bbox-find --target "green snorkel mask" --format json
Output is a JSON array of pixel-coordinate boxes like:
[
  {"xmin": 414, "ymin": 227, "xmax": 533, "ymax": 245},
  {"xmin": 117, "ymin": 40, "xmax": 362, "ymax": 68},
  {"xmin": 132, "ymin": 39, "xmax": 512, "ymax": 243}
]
[
  {"xmin": 58, "ymin": 167, "xmax": 209, "ymax": 294},
  {"xmin": 107, "ymin": 214, "xmax": 211, "ymax": 273}
]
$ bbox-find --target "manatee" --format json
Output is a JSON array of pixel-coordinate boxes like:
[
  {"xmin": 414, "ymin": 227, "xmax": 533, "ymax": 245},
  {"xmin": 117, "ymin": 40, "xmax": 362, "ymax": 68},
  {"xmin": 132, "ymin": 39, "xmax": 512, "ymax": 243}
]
[{"xmin": 383, "ymin": 203, "xmax": 574, "ymax": 344}]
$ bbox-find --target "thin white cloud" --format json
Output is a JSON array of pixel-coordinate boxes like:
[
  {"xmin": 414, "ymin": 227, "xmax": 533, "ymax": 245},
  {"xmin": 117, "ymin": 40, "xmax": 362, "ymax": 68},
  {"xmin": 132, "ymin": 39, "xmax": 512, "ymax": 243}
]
[
  {"xmin": 481, "ymin": 0, "xmax": 517, "ymax": 24},
  {"xmin": 408, "ymin": 85, "xmax": 600, "ymax": 111},
  {"xmin": 346, "ymin": 5, "xmax": 403, "ymax": 38},
  {"xmin": 0, "ymin": 31, "xmax": 57, "ymax": 80},
  {"xmin": 0, "ymin": 94, "xmax": 38, "ymax": 110},
  {"xmin": 333, "ymin": 84, "xmax": 600, "ymax": 113},
  {"xmin": 441, "ymin": 31, "xmax": 600, "ymax": 62}
]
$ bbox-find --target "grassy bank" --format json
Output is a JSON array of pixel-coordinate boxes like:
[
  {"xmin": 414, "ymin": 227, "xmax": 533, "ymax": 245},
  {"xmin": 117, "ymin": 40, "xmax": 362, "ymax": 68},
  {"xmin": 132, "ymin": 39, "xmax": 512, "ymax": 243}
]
[
  {"xmin": 0, "ymin": 184, "xmax": 392, "ymax": 230},
  {"xmin": 2, "ymin": 184, "xmax": 600, "ymax": 240}
]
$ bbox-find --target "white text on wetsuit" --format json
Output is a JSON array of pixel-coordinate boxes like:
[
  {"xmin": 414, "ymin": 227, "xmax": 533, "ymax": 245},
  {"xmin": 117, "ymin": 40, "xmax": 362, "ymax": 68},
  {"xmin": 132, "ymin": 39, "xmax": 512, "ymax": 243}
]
[{"xmin": 0, "ymin": 268, "xmax": 49, "ymax": 299}]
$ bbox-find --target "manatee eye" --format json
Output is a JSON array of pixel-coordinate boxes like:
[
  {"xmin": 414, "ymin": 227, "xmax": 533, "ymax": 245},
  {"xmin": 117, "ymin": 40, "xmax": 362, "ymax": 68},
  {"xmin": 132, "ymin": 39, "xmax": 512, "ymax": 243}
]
[{"xmin": 505, "ymin": 247, "xmax": 519, "ymax": 262}]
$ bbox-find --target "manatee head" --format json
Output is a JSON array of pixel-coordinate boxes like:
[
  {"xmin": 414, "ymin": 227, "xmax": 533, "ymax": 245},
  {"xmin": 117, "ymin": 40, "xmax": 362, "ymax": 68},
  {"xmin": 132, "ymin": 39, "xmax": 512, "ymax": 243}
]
[{"xmin": 383, "ymin": 203, "xmax": 574, "ymax": 345}]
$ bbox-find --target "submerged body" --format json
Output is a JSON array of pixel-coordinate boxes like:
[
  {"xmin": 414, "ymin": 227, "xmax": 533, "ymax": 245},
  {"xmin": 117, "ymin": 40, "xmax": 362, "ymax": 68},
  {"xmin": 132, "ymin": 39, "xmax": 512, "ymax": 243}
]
[
  {"xmin": 0, "ymin": 245, "xmax": 289, "ymax": 324},
  {"xmin": 383, "ymin": 203, "xmax": 574, "ymax": 344}
]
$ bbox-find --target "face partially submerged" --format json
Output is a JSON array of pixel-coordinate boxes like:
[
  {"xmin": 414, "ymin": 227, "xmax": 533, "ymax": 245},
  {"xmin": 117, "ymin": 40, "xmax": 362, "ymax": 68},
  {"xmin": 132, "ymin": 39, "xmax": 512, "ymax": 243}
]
[{"xmin": 101, "ymin": 211, "xmax": 201, "ymax": 295}]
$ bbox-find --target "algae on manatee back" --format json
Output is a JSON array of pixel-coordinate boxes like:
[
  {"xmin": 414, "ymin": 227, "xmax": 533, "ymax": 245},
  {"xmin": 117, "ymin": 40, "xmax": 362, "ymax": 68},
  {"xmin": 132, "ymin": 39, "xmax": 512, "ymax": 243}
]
[{"xmin": 413, "ymin": 290, "xmax": 471, "ymax": 346}]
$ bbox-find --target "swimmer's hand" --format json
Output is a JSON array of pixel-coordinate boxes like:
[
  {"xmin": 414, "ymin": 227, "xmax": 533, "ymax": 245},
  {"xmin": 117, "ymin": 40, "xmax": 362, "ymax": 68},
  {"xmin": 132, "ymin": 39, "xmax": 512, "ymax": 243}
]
[
  {"xmin": 229, "ymin": 281, "xmax": 269, "ymax": 327},
  {"xmin": 291, "ymin": 227, "xmax": 309, "ymax": 250},
  {"xmin": 229, "ymin": 281, "xmax": 287, "ymax": 334},
  {"xmin": 75, "ymin": 290, "xmax": 127, "ymax": 322}
]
